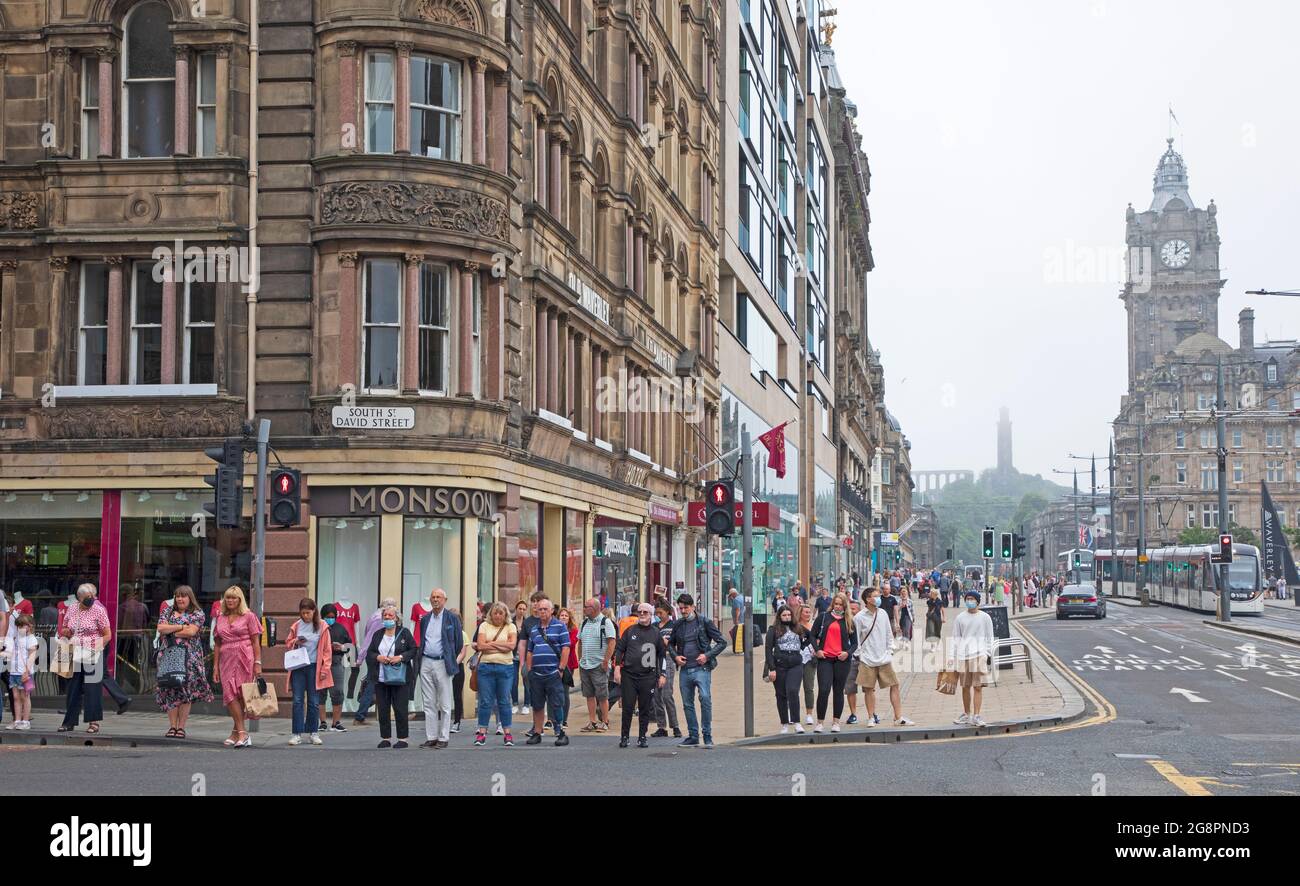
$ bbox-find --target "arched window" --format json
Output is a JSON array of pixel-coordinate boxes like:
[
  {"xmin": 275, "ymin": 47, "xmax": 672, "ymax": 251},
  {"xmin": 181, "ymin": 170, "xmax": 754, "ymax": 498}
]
[{"xmin": 123, "ymin": 1, "xmax": 175, "ymax": 158}]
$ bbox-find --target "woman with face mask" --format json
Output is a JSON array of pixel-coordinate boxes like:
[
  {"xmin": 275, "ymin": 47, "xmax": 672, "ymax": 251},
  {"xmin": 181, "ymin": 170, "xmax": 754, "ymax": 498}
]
[
  {"xmin": 56, "ymin": 583, "xmax": 113, "ymax": 734},
  {"xmin": 764, "ymin": 605, "xmax": 811, "ymax": 734},
  {"xmin": 809, "ymin": 593, "xmax": 858, "ymax": 733},
  {"xmin": 317, "ymin": 603, "xmax": 352, "ymax": 733},
  {"xmin": 365, "ymin": 605, "xmax": 416, "ymax": 748}
]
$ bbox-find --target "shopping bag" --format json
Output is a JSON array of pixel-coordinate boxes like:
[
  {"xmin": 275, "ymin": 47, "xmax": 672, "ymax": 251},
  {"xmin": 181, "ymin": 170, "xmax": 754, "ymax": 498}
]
[
  {"xmin": 283, "ymin": 647, "xmax": 311, "ymax": 670},
  {"xmin": 936, "ymin": 670, "xmax": 959, "ymax": 696},
  {"xmin": 52, "ymin": 639, "xmax": 74, "ymax": 679},
  {"xmin": 241, "ymin": 678, "xmax": 279, "ymax": 719}
]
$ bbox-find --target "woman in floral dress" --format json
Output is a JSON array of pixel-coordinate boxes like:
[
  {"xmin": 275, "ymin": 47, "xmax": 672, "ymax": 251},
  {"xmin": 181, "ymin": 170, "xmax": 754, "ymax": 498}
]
[{"xmin": 155, "ymin": 585, "xmax": 213, "ymax": 738}]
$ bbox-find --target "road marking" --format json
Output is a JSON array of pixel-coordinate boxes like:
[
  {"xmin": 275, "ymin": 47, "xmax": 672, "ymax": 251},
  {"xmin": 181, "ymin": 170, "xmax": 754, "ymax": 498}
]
[
  {"xmin": 1181, "ymin": 655, "xmax": 1204, "ymax": 665},
  {"xmin": 1153, "ymin": 645, "xmax": 1173, "ymax": 653},
  {"xmin": 1215, "ymin": 669, "xmax": 1248, "ymax": 682},
  {"xmin": 1262, "ymin": 686, "xmax": 1300, "ymax": 703},
  {"xmin": 1114, "ymin": 753, "xmax": 1162, "ymax": 760},
  {"xmin": 1111, "ymin": 629, "xmax": 1128, "ymax": 636},
  {"xmin": 1170, "ymin": 687, "xmax": 1211, "ymax": 703},
  {"xmin": 1148, "ymin": 760, "xmax": 1242, "ymax": 796},
  {"xmin": 1131, "ymin": 636, "xmax": 1147, "ymax": 644},
  {"xmin": 1093, "ymin": 645, "xmax": 1116, "ymax": 654}
]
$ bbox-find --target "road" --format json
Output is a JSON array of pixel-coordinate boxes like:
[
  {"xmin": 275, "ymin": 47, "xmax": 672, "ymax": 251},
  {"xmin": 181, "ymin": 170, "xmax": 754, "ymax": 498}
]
[{"xmin": 3, "ymin": 604, "xmax": 1295, "ymax": 796}]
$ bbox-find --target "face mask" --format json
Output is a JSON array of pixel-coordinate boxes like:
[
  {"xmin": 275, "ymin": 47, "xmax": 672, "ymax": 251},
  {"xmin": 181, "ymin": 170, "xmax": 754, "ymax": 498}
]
[
  {"xmin": 81, "ymin": 597, "xmax": 95, "ymax": 608},
  {"xmin": 382, "ymin": 619, "xmax": 396, "ymax": 629},
  {"xmin": 653, "ymin": 616, "xmax": 661, "ymax": 625},
  {"xmin": 325, "ymin": 617, "xmax": 337, "ymax": 626},
  {"xmin": 966, "ymin": 600, "xmax": 978, "ymax": 610}
]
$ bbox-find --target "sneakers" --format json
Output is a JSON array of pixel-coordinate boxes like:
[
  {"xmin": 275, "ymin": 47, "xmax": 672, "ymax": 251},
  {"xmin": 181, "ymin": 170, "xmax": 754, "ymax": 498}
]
[
  {"xmin": 16, "ymin": 721, "xmax": 30, "ymax": 730},
  {"xmin": 895, "ymin": 717, "xmax": 915, "ymax": 726},
  {"xmin": 525, "ymin": 732, "xmax": 542, "ymax": 745},
  {"xmin": 619, "ymin": 737, "xmax": 630, "ymax": 748},
  {"xmin": 863, "ymin": 716, "xmax": 876, "ymax": 728},
  {"xmin": 678, "ymin": 736, "xmax": 700, "ymax": 747},
  {"xmin": 288, "ymin": 734, "xmax": 303, "ymax": 746},
  {"xmin": 702, "ymin": 737, "xmax": 714, "ymax": 749},
  {"xmin": 544, "ymin": 720, "xmax": 553, "ymax": 730},
  {"xmin": 450, "ymin": 721, "xmax": 461, "ymax": 734},
  {"xmin": 309, "ymin": 733, "xmax": 323, "ymax": 746},
  {"xmin": 393, "ymin": 740, "xmax": 408, "ymax": 749},
  {"xmin": 330, "ymin": 722, "xmax": 347, "ymax": 733},
  {"xmin": 813, "ymin": 723, "xmax": 824, "ymax": 733},
  {"xmin": 830, "ymin": 722, "xmax": 841, "ymax": 733},
  {"xmin": 651, "ymin": 728, "xmax": 669, "ymax": 738},
  {"xmin": 846, "ymin": 714, "xmax": 859, "ymax": 725},
  {"xmin": 954, "ymin": 713, "xmax": 972, "ymax": 726},
  {"xmin": 510, "ymin": 705, "xmax": 519, "ymax": 714},
  {"xmin": 780, "ymin": 725, "xmax": 790, "ymax": 735},
  {"xmin": 972, "ymin": 715, "xmax": 988, "ymax": 727},
  {"xmin": 520, "ymin": 705, "xmax": 532, "ymax": 715},
  {"xmin": 474, "ymin": 731, "xmax": 487, "ymax": 747},
  {"xmin": 496, "ymin": 725, "xmax": 505, "ymax": 735},
  {"xmin": 672, "ymin": 728, "xmax": 683, "ymax": 738},
  {"xmin": 805, "ymin": 714, "xmax": 814, "ymax": 725},
  {"xmin": 794, "ymin": 723, "xmax": 805, "ymax": 734},
  {"xmin": 595, "ymin": 721, "xmax": 609, "ymax": 732},
  {"xmin": 872, "ymin": 714, "xmax": 881, "ymax": 725},
  {"xmin": 636, "ymin": 736, "xmax": 649, "ymax": 749},
  {"xmin": 377, "ymin": 739, "xmax": 392, "ymax": 749},
  {"xmin": 503, "ymin": 732, "xmax": 514, "ymax": 746},
  {"xmin": 554, "ymin": 732, "xmax": 569, "ymax": 747}
]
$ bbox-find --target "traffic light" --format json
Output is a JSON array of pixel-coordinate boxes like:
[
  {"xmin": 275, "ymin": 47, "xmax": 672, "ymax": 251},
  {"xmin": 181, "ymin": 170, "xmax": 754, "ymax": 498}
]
[
  {"xmin": 1000, "ymin": 532, "xmax": 1013, "ymax": 560},
  {"xmin": 1012, "ymin": 534, "xmax": 1026, "ymax": 560},
  {"xmin": 595, "ymin": 531, "xmax": 607, "ymax": 558},
  {"xmin": 982, "ymin": 529, "xmax": 995, "ymax": 559},
  {"xmin": 203, "ymin": 438, "xmax": 244, "ymax": 529},
  {"xmin": 946, "ymin": 548, "xmax": 954, "ymax": 562},
  {"xmin": 1218, "ymin": 533, "xmax": 1233, "ymax": 564},
  {"xmin": 1073, "ymin": 551, "xmax": 1082, "ymax": 569},
  {"xmin": 705, "ymin": 479, "xmax": 735, "ymax": 536},
  {"xmin": 269, "ymin": 468, "xmax": 302, "ymax": 528}
]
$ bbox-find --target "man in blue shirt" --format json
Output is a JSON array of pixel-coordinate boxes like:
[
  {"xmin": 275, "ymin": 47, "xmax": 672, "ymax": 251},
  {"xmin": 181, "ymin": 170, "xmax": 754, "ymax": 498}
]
[{"xmin": 525, "ymin": 598, "xmax": 571, "ymax": 746}]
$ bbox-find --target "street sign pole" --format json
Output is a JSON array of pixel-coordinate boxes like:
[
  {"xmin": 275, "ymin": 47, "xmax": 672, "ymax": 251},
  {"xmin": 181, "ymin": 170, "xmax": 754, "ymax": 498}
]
[
  {"xmin": 1216, "ymin": 357, "xmax": 1232, "ymax": 623},
  {"xmin": 741, "ymin": 425, "xmax": 755, "ymax": 739}
]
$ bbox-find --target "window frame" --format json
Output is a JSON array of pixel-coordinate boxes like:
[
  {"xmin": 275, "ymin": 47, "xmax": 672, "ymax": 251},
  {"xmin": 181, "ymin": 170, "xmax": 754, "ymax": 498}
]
[
  {"xmin": 361, "ymin": 258, "xmax": 403, "ymax": 394},
  {"xmin": 81, "ymin": 56, "xmax": 100, "ymax": 160},
  {"xmin": 121, "ymin": 1, "xmax": 176, "ymax": 159},
  {"xmin": 364, "ymin": 50, "xmax": 396, "ymax": 154},
  {"xmin": 408, "ymin": 53, "xmax": 463, "ymax": 161},
  {"xmin": 417, "ymin": 262, "xmax": 451, "ymax": 396},
  {"xmin": 78, "ymin": 262, "xmax": 109, "ymax": 386},
  {"xmin": 195, "ymin": 52, "xmax": 218, "ymax": 158},
  {"xmin": 182, "ymin": 277, "xmax": 216, "ymax": 385},
  {"xmin": 128, "ymin": 261, "xmax": 163, "ymax": 386}
]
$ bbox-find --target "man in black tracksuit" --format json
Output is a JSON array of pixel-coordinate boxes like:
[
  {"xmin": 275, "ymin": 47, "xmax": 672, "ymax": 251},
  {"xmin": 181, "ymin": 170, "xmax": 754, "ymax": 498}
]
[{"xmin": 613, "ymin": 603, "xmax": 667, "ymax": 748}]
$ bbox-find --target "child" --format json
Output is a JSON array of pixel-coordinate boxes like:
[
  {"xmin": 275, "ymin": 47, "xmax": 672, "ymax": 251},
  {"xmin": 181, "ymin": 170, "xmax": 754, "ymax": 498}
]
[
  {"xmin": 5, "ymin": 615, "xmax": 38, "ymax": 729},
  {"xmin": 317, "ymin": 603, "xmax": 352, "ymax": 733}
]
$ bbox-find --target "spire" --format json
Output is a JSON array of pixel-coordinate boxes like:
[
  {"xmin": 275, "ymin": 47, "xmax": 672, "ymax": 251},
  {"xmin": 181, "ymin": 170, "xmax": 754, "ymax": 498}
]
[{"xmin": 1151, "ymin": 137, "xmax": 1195, "ymax": 212}]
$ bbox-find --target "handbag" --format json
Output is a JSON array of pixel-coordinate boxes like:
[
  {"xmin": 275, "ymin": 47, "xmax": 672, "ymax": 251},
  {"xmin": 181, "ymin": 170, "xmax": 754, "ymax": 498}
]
[
  {"xmin": 52, "ymin": 638, "xmax": 74, "ymax": 679},
  {"xmin": 380, "ymin": 662, "xmax": 406, "ymax": 685},
  {"xmin": 470, "ymin": 624, "xmax": 507, "ymax": 692},
  {"xmin": 157, "ymin": 637, "xmax": 189, "ymax": 690},
  {"xmin": 241, "ymin": 677, "xmax": 279, "ymax": 719},
  {"xmin": 284, "ymin": 646, "xmax": 311, "ymax": 670}
]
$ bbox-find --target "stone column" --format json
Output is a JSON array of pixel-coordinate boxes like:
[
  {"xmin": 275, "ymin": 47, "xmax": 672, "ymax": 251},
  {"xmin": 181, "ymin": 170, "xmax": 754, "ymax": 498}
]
[
  {"xmin": 536, "ymin": 122, "xmax": 548, "ymax": 208},
  {"xmin": 161, "ymin": 274, "xmax": 177, "ymax": 384},
  {"xmin": 565, "ymin": 324, "xmax": 575, "ymax": 423},
  {"xmin": 337, "ymin": 253, "xmax": 359, "ymax": 390},
  {"xmin": 0, "ymin": 261, "xmax": 17, "ymax": 391},
  {"xmin": 105, "ymin": 256, "xmax": 124, "ymax": 384},
  {"xmin": 549, "ymin": 134, "xmax": 563, "ymax": 218},
  {"xmin": 634, "ymin": 229, "xmax": 646, "ymax": 298},
  {"xmin": 97, "ymin": 47, "xmax": 116, "ymax": 159},
  {"xmin": 486, "ymin": 277, "xmax": 504, "ymax": 400},
  {"xmin": 394, "ymin": 42, "xmax": 412, "ymax": 154},
  {"xmin": 625, "ymin": 215, "xmax": 635, "ymax": 290},
  {"xmin": 173, "ymin": 46, "xmax": 191, "ymax": 157},
  {"xmin": 492, "ymin": 73, "xmax": 509, "ymax": 174},
  {"xmin": 547, "ymin": 307, "xmax": 559, "ymax": 415},
  {"xmin": 471, "ymin": 57, "xmax": 487, "ymax": 166},
  {"xmin": 535, "ymin": 301, "xmax": 548, "ymax": 412},
  {"xmin": 403, "ymin": 254, "xmax": 423, "ymax": 392},
  {"xmin": 51, "ymin": 49, "xmax": 71, "ymax": 157},
  {"xmin": 458, "ymin": 261, "xmax": 478, "ymax": 397},
  {"xmin": 337, "ymin": 42, "xmax": 357, "ymax": 154},
  {"xmin": 48, "ymin": 257, "xmax": 70, "ymax": 383}
]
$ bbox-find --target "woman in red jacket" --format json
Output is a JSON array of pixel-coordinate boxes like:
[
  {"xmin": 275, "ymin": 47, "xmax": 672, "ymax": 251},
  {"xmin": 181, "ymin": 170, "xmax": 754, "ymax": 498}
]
[{"xmin": 284, "ymin": 598, "xmax": 333, "ymax": 746}]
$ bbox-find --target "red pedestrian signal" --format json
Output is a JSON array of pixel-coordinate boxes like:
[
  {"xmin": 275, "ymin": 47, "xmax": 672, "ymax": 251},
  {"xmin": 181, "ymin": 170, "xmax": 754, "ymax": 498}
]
[
  {"xmin": 269, "ymin": 467, "xmax": 302, "ymax": 528},
  {"xmin": 705, "ymin": 480, "xmax": 735, "ymax": 537},
  {"xmin": 1218, "ymin": 534, "xmax": 1233, "ymax": 564}
]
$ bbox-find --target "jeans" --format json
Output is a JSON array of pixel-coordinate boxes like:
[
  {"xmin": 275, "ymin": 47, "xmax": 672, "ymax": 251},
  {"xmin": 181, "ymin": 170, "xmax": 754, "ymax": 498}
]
[
  {"xmin": 62, "ymin": 654, "xmax": 106, "ymax": 728},
  {"xmin": 354, "ymin": 675, "xmax": 376, "ymax": 721},
  {"xmin": 679, "ymin": 666, "xmax": 713, "ymax": 741},
  {"xmin": 290, "ymin": 666, "xmax": 320, "ymax": 735},
  {"xmin": 475, "ymin": 662, "xmax": 514, "ymax": 730}
]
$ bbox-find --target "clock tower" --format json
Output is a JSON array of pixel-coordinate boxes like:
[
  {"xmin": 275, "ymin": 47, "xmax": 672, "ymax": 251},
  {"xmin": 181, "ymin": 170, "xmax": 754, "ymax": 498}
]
[{"xmin": 1121, "ymin": 139, "xmax": 1226, "ymax": 392}]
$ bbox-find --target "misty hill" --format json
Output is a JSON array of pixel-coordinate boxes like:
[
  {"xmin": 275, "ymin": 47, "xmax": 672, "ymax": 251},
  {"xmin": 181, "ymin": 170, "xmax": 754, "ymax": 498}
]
[{"xmin": 924, "ymin": 469, "xmax": 1069, "ymax": 566}]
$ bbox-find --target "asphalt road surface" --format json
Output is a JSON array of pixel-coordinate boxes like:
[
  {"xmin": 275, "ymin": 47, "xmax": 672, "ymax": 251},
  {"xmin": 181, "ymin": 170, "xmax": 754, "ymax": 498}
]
[{"xmin": 3, "ymin": 604, "xmax": 1295, "ymax": 796}]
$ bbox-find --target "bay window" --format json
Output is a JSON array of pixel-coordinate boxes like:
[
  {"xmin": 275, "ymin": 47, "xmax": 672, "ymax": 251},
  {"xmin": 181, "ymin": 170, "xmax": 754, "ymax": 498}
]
[
  {"xmin": 363, "ymin": 259, "xmax": 402, "ymax": 391},
  {"xmin": 78, "ymin": 264, "xmax": 110, "ymax": 385},
  {"xmin": 130, "ymin": 263, "xmax": 163, "ymax": 385},
  {"xmin": 122, "ymin": 1, "xmax": 175, "ymax": 158},
  {"xmin": 410, "ymin": 55, "xmax": 461, "ymax": 159}
]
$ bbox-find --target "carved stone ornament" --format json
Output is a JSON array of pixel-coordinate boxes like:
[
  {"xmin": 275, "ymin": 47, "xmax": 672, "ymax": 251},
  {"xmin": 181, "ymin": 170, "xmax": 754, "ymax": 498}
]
[
  {"xmin": 321, "ymin": 183, "xmax": 509, "ymax": 241},
  {"xmin": 0, "ymin": 193, "xmax": 40, "ymax": 230},
  {"xmin": 415, "ymin": 0, "xmax": 480, "ymax": 31},
  {"xmin": 44, "ymin": 401, "xmax": 245, "ymax": 440}
]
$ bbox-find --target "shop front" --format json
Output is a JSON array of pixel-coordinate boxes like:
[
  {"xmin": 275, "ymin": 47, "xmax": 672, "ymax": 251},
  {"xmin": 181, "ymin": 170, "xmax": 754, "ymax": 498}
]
[
  {"xmin": 593, "ymin": 516, "xmax": 640, "ymax": 617},
  {"xmin": 646, "ymin": 500, "xmax": 680, "ymax": 606}
]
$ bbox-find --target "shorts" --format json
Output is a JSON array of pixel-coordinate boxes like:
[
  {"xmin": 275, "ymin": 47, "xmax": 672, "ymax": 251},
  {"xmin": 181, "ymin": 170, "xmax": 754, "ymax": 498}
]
[
  {"xmin": 328, "ymin": 661, "xmax": 345, "ymax": 705},
  {"xmin": 8, "ymin": 673, "xmax": 26, "ymax": 689},
  {"xmin": 579, "ymin": 666, "xmax": 609, "ymax": 700},
  {"xmin": 856, "ymin": 662, "xmax": 899, "ymax": 690},
  {"xmin": 957, "ymin": 657, "xmax": 989, "ymax": 687}
]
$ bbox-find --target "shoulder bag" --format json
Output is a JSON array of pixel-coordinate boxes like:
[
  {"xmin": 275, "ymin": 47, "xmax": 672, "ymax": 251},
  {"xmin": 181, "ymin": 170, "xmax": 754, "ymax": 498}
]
[
  {"xmin": 538, "ymin": 624, "xmax": 574, "ymax": 687},
  {"xmin": 156, "ymin": 630, "xmax": 189, "ymax": 690},
  {"xmin": 470, "ymin": 624, "xmax": 507, "ymax": 692}
]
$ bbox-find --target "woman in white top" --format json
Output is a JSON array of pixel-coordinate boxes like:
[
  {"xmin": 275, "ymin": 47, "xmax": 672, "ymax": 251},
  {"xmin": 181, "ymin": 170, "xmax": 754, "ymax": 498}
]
[{"xmin": 365, "ymin": 605, "xmax": 416, "ymax": 748}]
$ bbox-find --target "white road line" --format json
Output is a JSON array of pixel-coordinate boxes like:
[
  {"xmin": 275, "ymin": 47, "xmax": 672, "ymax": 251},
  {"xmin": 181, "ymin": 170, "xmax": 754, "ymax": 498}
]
[
  {"xmin": 1132, "ymin": 636, "xmax": 1147, "ymax": 644},
  {"xmin": 1153, "ymin": 645, "xmax": 1172, "ymax": 653},
  {"xmin": 1215, "ymin": 669, "xmax": 1248, "ymax": 683},
  {"xmin": 1181, "ymin": 655, "xmax": 1204, "ymax": 665},
  {"xmin": 1111, "ymin": 629, "xmax": 1128, "ymax": 636},
  {"xmin": 1262, "ymin": 686, "xmax": 1300, "ymax": 703}
]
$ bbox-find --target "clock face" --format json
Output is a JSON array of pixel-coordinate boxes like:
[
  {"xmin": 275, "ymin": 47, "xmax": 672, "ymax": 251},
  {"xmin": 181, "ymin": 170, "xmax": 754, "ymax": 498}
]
[{"xmin": 1161, "ymin": 239, "xmax": 1191, "ymax": 268}]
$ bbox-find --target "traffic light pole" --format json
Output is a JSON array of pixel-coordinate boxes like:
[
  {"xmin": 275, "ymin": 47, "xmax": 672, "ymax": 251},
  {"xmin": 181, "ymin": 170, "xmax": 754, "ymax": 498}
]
[
  {"xmin": 1216, "ymin": 357, "xmax": 1231, "ymax": 623},
  {"xmin": 740, "ymin": 425, "xmax": 755, "ymax": 739},
  {"xmin": 1137, "ymin": 410, "xmax": 1148, "ymax": 605},
  {"xmin": 1109, "ymin": 439, "xmax": 1118, "ymax": 598},
  {"xmin": 253, "ymin": 418, "xmax": 270, "ymax": 620}
]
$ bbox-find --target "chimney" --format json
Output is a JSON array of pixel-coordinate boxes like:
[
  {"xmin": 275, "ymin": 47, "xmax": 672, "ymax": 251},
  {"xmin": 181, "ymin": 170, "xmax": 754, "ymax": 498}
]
[{"xmin": 1239, "ymin": 308, "xmax": 1255, "ymax": 354}]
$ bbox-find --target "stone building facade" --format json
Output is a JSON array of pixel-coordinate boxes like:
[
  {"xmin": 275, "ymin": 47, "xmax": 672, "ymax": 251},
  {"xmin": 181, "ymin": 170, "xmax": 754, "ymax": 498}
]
[
  {"xmin": 1113, "ymin": 141, "xmax": 1300, "ymax": 554},
  {"xmin": 0, "ymin": 0, "xmax": 723, "ymax": 702}
]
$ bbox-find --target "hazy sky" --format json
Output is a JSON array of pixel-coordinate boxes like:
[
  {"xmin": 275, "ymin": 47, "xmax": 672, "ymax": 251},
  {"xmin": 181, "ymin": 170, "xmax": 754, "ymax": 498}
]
[{"xmin": 831, "ymin": 0, "xmax": 1300, "ymax": 484}]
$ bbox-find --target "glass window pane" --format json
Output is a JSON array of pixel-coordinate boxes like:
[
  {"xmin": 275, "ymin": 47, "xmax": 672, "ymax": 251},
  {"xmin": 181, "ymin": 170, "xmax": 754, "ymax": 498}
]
[
  {"xmin": 199, "ymin": 109, "xmax": 216, "ymax": 157},
  {"xmin": 83, "ymin": 264, "xmax": 108, "ymax": 325},
  {"xmin": 188, "ymin": 281, "xmax": 216, "ymax": 324},
  {"xmin": 188, "ymin": 327, "xmax": 215, "ymax": 385},
  {"xmin": 402, "ymin": 517, "xmax": 463, "ymax": 620},
  {"xmin": 411, "ymin": 56, "xmax": 432, "ymax": 107},
  {"xmin": 420, "ymin": 265, "xmax": 447, "ymax": 325},
  {"xmin": 365, "ymin": 327, "xmax": 400, "ymax": 389},
  {"xmin": 199, "ymin": 53, "xmax": 217, "ymax": 105},
  {"xmin": 364, "ymin": 261, "xmax": 400, "ymax": 323},
  {"xmin": 419, "ymin": 327, "xmax": 446, "ymax": 391},
  {"xmin": 135, "ymin": 328, "xmax": 162, "ymax": 384},
  {"xmin": 126, "ymin": 3, "xmax": 175, "ymax": 79},
  {"xmin": 316, "ymin": 517, "xmax": 381, "ymax": 644},
  {"xmin": 366, "ymin": 106, "xmax": 393, "ymax": 153},
  {"xmin": 366, "ymin": 53, "xmax": 394, "ymax": 101},
  {"xmin": 83, "ymin": 330, "xmax": 108, "ymax": 385},
  {"xmin": 135, "ymin": 267, "xmax": 163, "ymax": 324},
  {"xmin": 411, "ymin": 108, "xmax": 450, "ymax": 159},
  {"xmin": 84, "ymin": 113, "xmax": 99, "ymax": 159},
  {"xmin": 477, "ymin": 521, "xmax": 496, "ymax": 610},
  {"xmin": 127, "ymin": 81, "xmax": 175, "ymax": 157}
]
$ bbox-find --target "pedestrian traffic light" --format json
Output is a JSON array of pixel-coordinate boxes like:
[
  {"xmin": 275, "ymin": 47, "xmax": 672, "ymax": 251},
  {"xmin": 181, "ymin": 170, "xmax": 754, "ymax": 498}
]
[
  {"xmin": 1218, "ymin": 533, "xmax": 1233, "ymax": 564},
  {"xmin": 705, "ymin": 479, "xmax": 735, "ymax": 536},
  {"xmin": 269, "ymin": 467, "xmax": 302, "ymax": 528},
  {"xmin": 1000, "ymin": 532, "xmax": 1013, "ymax": 560},
  {"xmin": 203, "ymin": 438, "xmax": 244, "ymax": 529},
  {"xmin": 1013, "ymin": 534, "xmax": 1026, "ymax": 560},
  {"xmin": 982, "ymin": 529, "xmax": 995, "ymax": 559}
]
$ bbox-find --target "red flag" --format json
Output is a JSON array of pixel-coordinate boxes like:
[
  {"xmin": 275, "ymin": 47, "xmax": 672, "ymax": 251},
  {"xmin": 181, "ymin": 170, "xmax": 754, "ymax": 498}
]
[{"xmin": 758, "ymin": 423, "xmax": 789, "ymax": 479}]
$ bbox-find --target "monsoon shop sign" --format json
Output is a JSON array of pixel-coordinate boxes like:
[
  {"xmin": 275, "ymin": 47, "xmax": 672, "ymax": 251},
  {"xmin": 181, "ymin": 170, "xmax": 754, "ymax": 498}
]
[{"xmin": 313, "ymin": 486, "xmax": 497, "ymax": 519}]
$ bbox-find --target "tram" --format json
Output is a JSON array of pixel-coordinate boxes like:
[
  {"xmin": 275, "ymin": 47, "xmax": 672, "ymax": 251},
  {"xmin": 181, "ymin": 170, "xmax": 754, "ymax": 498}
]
[{"xmin": 1094, "ymin": 544, "xmax": 1265, "ymax": 615}]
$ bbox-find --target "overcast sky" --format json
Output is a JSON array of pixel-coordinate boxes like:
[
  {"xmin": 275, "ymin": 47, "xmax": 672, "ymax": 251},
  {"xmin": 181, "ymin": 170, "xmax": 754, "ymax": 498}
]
[{"xmin": 831, "ymin": 0, "xmax": 1300, "ymax": 485}]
